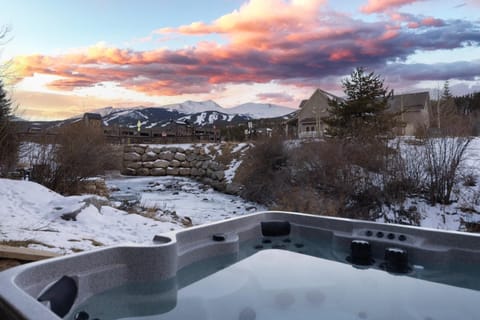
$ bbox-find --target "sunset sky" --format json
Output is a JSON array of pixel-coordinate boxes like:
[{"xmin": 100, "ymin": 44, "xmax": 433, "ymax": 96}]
[{"xmin": 1, "ymin": 0, "xmax": 479, "ymax": 120}]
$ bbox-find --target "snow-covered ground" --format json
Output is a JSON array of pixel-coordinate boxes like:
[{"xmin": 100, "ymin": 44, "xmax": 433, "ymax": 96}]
[
  {"xmin": 3, "ymin": 138, "xmax": 480, "ymax": 256},
  {"xmin": 0, "ymin": 176, "xmax": 264, "ymax": 254},
  {"xmin": 377, "ymin": 137, "xmax": 480, "ymax": 231}
]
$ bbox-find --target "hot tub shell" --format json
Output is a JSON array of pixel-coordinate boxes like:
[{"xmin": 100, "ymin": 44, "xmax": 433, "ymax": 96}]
[{"xmin": 0, "ymin": 211, "xmax": 479, "ymax": 319}]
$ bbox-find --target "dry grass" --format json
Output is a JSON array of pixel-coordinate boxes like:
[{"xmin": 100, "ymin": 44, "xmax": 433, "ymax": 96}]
[{"xmin": 0, "ymin": 239, "xmax": 55, "ymax": 249}]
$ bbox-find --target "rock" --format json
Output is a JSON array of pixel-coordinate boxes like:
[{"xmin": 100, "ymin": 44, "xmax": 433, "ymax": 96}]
[
  {"xmin": 152, "ymin": 146, "xmax": 162, "ymax": 154},
  {"xmin": 171, "ymin": 160, "xmax": 181, "ymax": 167},
  {"xmin": 153, "ymin": 159, "xmax": 169, "ymax": 168},
  {"xmin": 179, "ymin": 168, "xmax": 191, "ymax": 176},
  {"xmin": 124, "ymin": 161, "xmax": 142, "ymax": 169},
  {"xmin": 142, "ymin": 151, "xmax": 157, "ymax": 161},
  {"xmin": 186, "ymin": 154, "xmax": 196, "ymax": 162},
  {"xmin": 198, "ymin": 168, "xmax": 206, "ymax": 176},
  {"xmin": 122, "ymin": 168, "xmax": 136, "ymax": 175},
  {"xmin": 124, "ymin": 145, "xmax": 145, "ymax": 154},
  {"xmin": 181, "ymin": 216, "xmax": 192, "ymax": 227},
  {"xmin": 226, "ymin": 182, "xmax": 243, "ymax": 195},
  {"xmin": 124, "ymin": 152, "xmax": 142, "ymax": 162},
  {"xmin": 214, "ymin": 171, "xmax": 225, "ymax": 180},
  {"xmin": 151, "ymin": 168, "xmax": 166, "ymax": 176},
  {"xmin": 180, "ymin": 161, "xmax": 189, "ymax": 167},
  {"xmin": 202, "ymin": 160, "xmax": 210, "ymax": 169},
  {"xmin": 143, "ymin": 161, "xmax": 154, "ymax": 168},
  {"xmin": 167, "ymin": 167, "xmax": 179, "ymax": 175},
  {"xmin": 137, "ymin": 168, "xmax": 150, "ymax": 176},
  {"xmin": 174, "ymin": 152, "xmax": 187, "ymax": 161},
  {"xmin": 159, "ymin": 151, "xmax": 174, "ymax": 161},
  {"xmin": 191, "ymin": 168, "xmax": 200, "ymax": 176},
  {"xmin": 209, "ymin": 162, "xmax": 220, "ymax": 171}
]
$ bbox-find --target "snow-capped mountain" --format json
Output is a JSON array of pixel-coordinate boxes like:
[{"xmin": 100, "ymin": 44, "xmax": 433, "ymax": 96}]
[
  {"xmin": 99, "ymin": 108, "xmax": 253, "ymax": 128},
  {"xmin": 156, "ymin": 100, "xmax": 295, "ymax": 119},
  {"xmin": 163, "ymin": 100, "xmax": 225, "ymax": 114},
  {"xmin": 228, "ymin": 103, "xmax": 295, "ymax": 119},
  {"xmin": 42, "ymin": 100, "xmax": 296, "ymax": 129},
  {"xmin": 178, "ymin": 111, "xmax": 252, "ymax": 126}
]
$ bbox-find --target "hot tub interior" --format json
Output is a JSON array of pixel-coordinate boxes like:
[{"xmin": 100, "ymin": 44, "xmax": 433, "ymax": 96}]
[{"xmin": 0, "ymin": 211, "xmax": 479, "ymax": 320}]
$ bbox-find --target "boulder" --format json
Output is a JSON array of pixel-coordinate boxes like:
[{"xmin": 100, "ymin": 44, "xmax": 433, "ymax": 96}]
[
  {"xmin": 124, "ymin": 145, "xmax": 145, "ymax": 154},
  {"xmin": 171, "ymin": 160, "xmax": 181, "ymax": 167},
  {"xmin": 137, "ymin": 168, "xmax": 150, "ymax": 176},
  {"xmin": 124, "ymin": 161, "xmax": 142, "ymax": 169},
  {"xmin": 202, "ymin": 160, "xmax": 210, "ymax": 169},
  {"xmin": 191, "ymin": 168, "xmax": 200, "ymax": 176},
  {"xmin": 167, "ymin": 167, "xmax": 179, "ymax": 175},
  {"xmin": 153, "ymin": 159, "xmax": 169, "ymax": 168},
  {"xmin": 174, "ymin": 152, "xmax": 187, "ymax": 162},
  {"xmin": 151, "ymin": 168, "xmax": 166, "ymax": 176},
  {"xmin": 214, "ymin": 171, "xmax": 225, "ymax": 180},
  {"xmin": 124, "ymin": 152, "xmax": 142, "ymax": 162},
  {"xmin": 180, "ymin": 161, "xmax": 190, "ymax": 168},
  {"xmin": 142, "ymin": 151, "xmax": 157, "ymax": 161},
  {"xmin": 122, "ymin": 168, "xmax": 136, "ymax": 175},
  {"xmin": 152, "ymin": 146, "xmax": 163, "ymax": 154},
  {"xmin": 143, "ymin": 161, "xmax": 154, "ymax": 168},
  {"xmin": 179, "ymin": 168, "xmax": 191, "ymax": 176},
  {"xmin": 159, "ymin": 151, "xmax": 174, "ymax": 161}
]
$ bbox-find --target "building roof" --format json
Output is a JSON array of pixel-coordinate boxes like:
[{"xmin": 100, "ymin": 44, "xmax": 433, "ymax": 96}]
[
  {"xmin": 83, "ymin": 113, "xmax": 102, "ymax": 120},
  {"xmin": 388, "ymin": 92, "xmax": 430, "ymax": 112}
]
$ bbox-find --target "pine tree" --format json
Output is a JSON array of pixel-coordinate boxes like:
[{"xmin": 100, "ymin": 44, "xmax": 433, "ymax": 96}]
[
  {"xmin": 323, "ymin": 67, "xmax": 396, "ymax": 139},
  {"xmin": 0, "ymin": 78, "xmax": 18, "ymax": 174}
]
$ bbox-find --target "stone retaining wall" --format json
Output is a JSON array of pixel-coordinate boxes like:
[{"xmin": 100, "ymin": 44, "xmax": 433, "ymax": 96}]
[{"xmin": 122, "ymin": 145, "xmax": 226, "ymax": 189}]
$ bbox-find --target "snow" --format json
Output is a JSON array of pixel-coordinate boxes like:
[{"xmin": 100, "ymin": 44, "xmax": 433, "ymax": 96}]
[
  {"xmin": 4, "ymin": 138, "xmax": 480, "ymax": 257},
  {"xmin": 0, "ymin": 176, "xmax": 265, "ymax": 254},
  {"xmin": 163, "ymin": 100, "xmax": 224, "ymax": 114},
  {"xmin": 107, "ymin": 176, "xmax": 264, "ymax": 225},
  {"xmin": 225, "ymin": 159, "xmax": 243, "ymax": 184},
  {"xmin": 227, "ymin": 103, "xmax": 295, "ymax": 119}
]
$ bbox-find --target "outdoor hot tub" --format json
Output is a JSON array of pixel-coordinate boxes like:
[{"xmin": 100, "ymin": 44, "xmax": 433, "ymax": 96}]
[{"xmin": 0, "ymin": 211, "xmax": 479, "ymax": 319}]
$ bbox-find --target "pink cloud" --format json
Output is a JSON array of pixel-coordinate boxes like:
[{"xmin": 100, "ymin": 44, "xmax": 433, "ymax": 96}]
[
  {"xmin": 361, "ymin": 0, "xmax": 425, "ymax": 14},
  {"xmin": 10, "ymin": 0, "xmax": 480, "ymax": 99},
  {"xmin": 257, "ymin": 92, "xmax": 295, "ymax": 104}
]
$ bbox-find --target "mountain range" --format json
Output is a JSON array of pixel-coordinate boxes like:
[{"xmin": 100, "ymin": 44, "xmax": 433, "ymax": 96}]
[{"xmin": 81, "ymin": 100, "xmax": 296, "ymax": 128}]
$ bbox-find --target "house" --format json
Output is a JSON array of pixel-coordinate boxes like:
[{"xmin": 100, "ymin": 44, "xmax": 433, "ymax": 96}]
[
  {"xmin": 82, "ymin": 113, "xmax": 103, "ymax": 128},
  {"xmin": 291, "ymin": 89, "xmax": 431, "ymax": 138},
  {"xmin": 387, "ymin": 92, "xmax": 430, "ymax": 136},
  {"xmin": 296, "ymin": 89, "xmax": 342, "ymax": 138}
]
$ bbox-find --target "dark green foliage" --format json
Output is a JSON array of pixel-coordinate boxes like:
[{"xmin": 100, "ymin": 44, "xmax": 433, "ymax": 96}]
[
  {"xmin": 454, "ymin": 91, "xmax": 480, "ymax": 115},
  {"xmin": 0, "ymin": 79, "xmax": 18, "ymax": 175},
  {"xmin": 323, "ymin": 67, "xmax": 396, "ymax": 139}
]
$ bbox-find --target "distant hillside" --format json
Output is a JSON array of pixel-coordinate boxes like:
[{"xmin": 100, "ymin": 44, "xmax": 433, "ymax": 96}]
[
  {"xmin": 19, "ymin": 100, "xmax": 297, "ymax": 130},
  {"xmin": 228, "ymin": 103, "xmax": 296, "ymax": 119}
]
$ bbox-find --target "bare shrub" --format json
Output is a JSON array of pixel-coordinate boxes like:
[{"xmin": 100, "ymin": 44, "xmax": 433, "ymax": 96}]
[
  {"xmin": 237, "ymin": 136, "xmax": 289, "ymax": 205},
  {"xmin": 30, "ymin": 124, "xmax": 116, "ymax": 195},
  {"xmin": 289, "ymin": 139, "xmax": 388, "ymax": 219}
]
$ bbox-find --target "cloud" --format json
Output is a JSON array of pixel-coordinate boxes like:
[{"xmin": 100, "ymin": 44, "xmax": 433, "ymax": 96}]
[
  {"xmin": 257, "ymin": 92, "xmax": 295, "ymax": 104},
  {"xmin": 360, "ymin": 0, "xmax": 425, "ymax": 13},
  {"xmin": 383, "ymin": 60, "xmax": 480, "ymax": 82},
  {"xmin": 10, "ymin": 0, "xmax": 480, "ymax": 101}
]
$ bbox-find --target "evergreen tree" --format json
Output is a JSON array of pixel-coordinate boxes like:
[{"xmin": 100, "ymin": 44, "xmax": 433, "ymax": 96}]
[
  {"xmin": 0, "ymin": 78, "xmax": 18, "ymax": 174},
  {"xmin": 323, "ymin": 67, "xmax": 396, "ymax": 139},
  {"xmin": 441, "ymin": 80, "xmax": 453, "ymax": 101}
]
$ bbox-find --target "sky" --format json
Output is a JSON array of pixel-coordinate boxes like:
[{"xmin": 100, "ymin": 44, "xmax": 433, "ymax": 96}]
[{"xmin": 0, "ymin": 0, "xmax": 479, "ymax": 120}]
